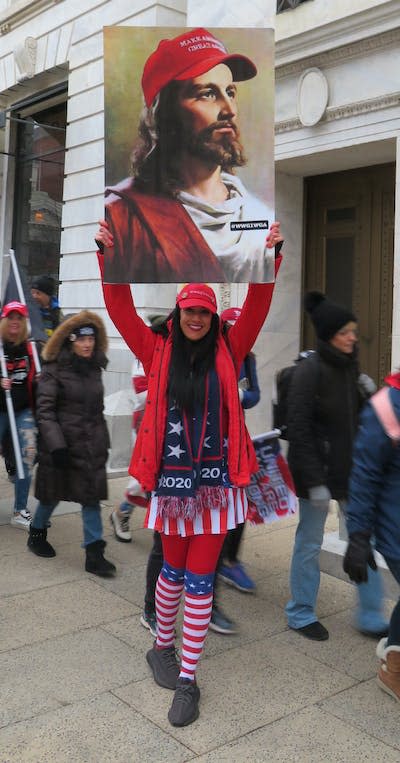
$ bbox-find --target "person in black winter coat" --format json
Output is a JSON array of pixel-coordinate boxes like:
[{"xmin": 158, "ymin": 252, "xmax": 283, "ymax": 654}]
[
  {"xmin": 27, "ymin": 310, "xmax": 115, "ymax": 577},
  {"xmin": 285, "ymin": 291, "xmax": 388, "ymax": 641}
]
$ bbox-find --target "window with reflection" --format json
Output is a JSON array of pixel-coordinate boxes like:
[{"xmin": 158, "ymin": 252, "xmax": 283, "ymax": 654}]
[{"xmin": 12, "ymin": 99, "xmax": 66, "ymax": 289}]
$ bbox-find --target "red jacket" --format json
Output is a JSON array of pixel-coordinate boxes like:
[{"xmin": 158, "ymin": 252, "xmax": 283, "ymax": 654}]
[{"xmin": 100, "ymin": 256, "xmax": 281, "ymax": 490}]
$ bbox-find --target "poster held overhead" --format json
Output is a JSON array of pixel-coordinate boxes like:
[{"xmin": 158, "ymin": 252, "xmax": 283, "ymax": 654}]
[{"xmin": 103, "ymin": 26, "xmax": 275, "ymax": 284}]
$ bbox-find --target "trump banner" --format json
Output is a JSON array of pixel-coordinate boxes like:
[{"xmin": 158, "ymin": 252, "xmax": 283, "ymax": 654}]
[
  {"xmin": 246, "ymin": 432, "xmax": 298, "ymax": 525},
  {"xmin": 103, "ymin": 26, "xmax": 275, "ymax": 284}
]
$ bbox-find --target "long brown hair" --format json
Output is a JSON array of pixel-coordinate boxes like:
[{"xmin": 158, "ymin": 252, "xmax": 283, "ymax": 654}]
[
  {"xmin": 131, "ymin": 81, "xmax": 245, "ymax": 196},
  {"xmin": 151, "ymin": 307, "xmax": 219, "ymax": 411}
]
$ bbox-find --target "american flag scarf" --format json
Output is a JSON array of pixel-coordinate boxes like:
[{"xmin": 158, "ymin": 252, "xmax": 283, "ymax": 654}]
[{"xmin": 155, "ymin": 368, "xmax": 230, "ymax": 519}]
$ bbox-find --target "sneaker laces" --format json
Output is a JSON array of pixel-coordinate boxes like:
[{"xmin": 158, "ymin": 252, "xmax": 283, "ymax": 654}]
[
  {"xmin": 19, "ymin": 510, "xmax": 32, "ymax": 520},
  {"xmin": 161, "ymin": 646, "xmax": 179, "ymax": 669},
  {"xmin": 120, "ymin": 514, "xmax": 130, "ymax": 532},
  {"xmin": 173, "ymin": 680, "xmax": 197, "ymax": 706}
]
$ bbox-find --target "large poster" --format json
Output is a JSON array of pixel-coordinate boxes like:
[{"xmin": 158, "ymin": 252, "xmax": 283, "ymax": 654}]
[{"xmin": 103, "ymin": 26, "xmax": 275, "ymax": 284}]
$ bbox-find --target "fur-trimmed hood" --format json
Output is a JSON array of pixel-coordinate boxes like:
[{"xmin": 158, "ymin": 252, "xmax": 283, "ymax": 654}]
[{"xmin": 42, "ymin": 310, "xmax": 108, "ymax": 362}]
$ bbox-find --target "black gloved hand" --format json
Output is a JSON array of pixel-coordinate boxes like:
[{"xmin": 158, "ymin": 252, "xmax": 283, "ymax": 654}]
[
  {"xmin": 343, "ymin": 531, "xmax": 377, "ymax": 584},
  {"xmin": 51, "ymin": 447, "xmax": 70, "ymax": 469}
]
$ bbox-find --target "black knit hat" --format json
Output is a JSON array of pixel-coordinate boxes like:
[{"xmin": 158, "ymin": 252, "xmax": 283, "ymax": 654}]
[
  {"xmin": 32, "ymin": 275, "xmax": 55, "ymax": 297},
  {"xmin": 304, "ymin": 291, "xmax": 356, "ymax": 341}
]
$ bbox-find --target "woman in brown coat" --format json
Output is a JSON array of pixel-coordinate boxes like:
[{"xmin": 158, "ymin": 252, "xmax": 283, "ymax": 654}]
[{"xmin": 27, "ymin": 311, "xmax": 115, "ymax": 577}]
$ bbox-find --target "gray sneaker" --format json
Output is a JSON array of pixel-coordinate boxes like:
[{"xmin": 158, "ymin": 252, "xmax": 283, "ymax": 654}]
[
  {"xmin": 168, "ymin": 678, "xmax": 200, "ymax": 727},
  {"xmin": 110, "ymin": 510, "xmax": 132, "ymax": 542},
  {"xmin": 146, "ymin": 644, "xmax": 180, "ymax": 690},
  {"xmin": 10, "ymin": 511, "xmax": 31, "ymax": 530}
]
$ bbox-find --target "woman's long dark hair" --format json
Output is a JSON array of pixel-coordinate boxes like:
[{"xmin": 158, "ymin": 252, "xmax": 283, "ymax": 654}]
[{"xmin": 152, "ymin": 308, "xmax": 219, "ymax": 412}]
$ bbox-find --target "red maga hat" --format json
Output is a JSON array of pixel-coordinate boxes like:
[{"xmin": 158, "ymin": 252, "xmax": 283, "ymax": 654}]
[
  {"xmin": 176, "ymin": 283, "xmax": 218, "ymax": 314},
  {"xmin": 220, "ymin": 307, "xmax": 241, "ymax": 324},
  {"xmin": 142, "ymin": 27, "xmax": 257, "ymax": 107},
  {"xmin": 1, "ymin": 301, "xmax": 28, "ymax": 318}
]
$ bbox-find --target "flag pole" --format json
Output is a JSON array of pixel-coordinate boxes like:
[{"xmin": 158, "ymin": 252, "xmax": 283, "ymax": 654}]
[
  {"xmin": 0, "ymin": 335, "xmax": 25, "ymax": 480},
  {"xmin": 8, "ymin": 249, "xmax": 41, "ymax": 373}
]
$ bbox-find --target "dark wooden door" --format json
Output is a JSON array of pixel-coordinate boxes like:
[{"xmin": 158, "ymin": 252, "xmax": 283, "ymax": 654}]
[{"xmin": 303, "ymin": 163, "xmax": 395, "ymax": 385}]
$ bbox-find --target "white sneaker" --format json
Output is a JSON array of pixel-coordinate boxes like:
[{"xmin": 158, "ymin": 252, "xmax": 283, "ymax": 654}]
[
  {"xmin": 110, "ymin": 510, "xmax": 132, "ymax": 542},
  {"xmin": 10, "ymin": 511, "xmax": 31, "ymax": 529}
]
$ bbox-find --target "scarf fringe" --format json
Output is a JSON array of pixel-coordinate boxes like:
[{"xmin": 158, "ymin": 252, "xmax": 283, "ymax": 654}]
[{"xmin": 157, "ymin": 485, "xmax": 228, "ymax": 520}]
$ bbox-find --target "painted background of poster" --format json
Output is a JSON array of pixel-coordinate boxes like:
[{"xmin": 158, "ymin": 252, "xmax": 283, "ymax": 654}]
[{"xmin": 103, "ymin": 26, "xmax": 275, "ymax": 284}]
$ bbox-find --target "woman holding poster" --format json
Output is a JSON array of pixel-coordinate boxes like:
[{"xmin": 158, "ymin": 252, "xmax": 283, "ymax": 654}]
[{"xmin": 97, "ymin": 222, "xmax": 282, "ymax": 727}]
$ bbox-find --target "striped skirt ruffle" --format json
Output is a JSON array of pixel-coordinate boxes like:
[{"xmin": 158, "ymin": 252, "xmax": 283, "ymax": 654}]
[{"xmin": 144, "ymin": 487, "xmax": 248, "ymax": 536}]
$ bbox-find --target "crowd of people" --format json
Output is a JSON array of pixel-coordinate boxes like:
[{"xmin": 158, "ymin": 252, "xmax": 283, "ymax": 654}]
[
  {"xmin": 2, "ymin": 254, "xmax": 400, "ymax": 725},
  {"xmin": 1, "ymin": 23, "xmax": 399, "ymax": 730}
]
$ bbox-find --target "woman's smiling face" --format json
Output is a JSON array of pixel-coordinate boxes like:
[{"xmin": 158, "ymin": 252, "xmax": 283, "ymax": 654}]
[{"xmin": 180, "ymin": 307, "xmax": 212, "ymax": 341}]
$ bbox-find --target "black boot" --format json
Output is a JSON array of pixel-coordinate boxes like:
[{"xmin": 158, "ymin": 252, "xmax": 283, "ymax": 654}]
[
  {"xmin": 85, "ymin": 540, "xmax": 116, "ymax": 577},
  {"xmin": 27, "ymin": 525, "xmax": 56, "ymax": 558}
]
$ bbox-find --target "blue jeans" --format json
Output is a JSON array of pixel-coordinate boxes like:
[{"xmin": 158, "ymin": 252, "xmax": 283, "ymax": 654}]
[
  {"xmin": 384, "ymin": 558, "xmax": 400, "ymax": 647},
  {"xmin": 0, "ymin": 408, "xmax": 36, "ymax": 513},
  {"xmin": 285, "ymin": 497, "xmax": 388, "ymax": 632},
  {"xmin": 32, "ymin": 502, "xmax": 103, "ymax": 547},
  {"xmin": 119, "ymin": 500, "xmax": 134, "ymax": 514}
]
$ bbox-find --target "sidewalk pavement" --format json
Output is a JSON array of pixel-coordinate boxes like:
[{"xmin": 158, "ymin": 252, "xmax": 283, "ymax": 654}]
[{"xmin": 0, "ymin": 467, "xmax": 399, "ymax": 762}]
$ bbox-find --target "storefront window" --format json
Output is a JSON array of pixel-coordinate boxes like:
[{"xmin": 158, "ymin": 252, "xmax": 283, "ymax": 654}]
[{"xmin": 12, "ymin": 99, "xmax": 66, "ymax": 288}]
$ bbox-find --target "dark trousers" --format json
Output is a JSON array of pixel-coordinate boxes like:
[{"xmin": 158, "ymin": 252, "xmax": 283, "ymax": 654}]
[{"xmin": 144, "ymin": 531, "xmax": 163, "ymax": 615}]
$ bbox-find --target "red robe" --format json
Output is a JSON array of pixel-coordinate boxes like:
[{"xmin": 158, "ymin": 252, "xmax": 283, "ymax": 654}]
[{"xmin": 104, "ymin": 178, "xmax": 226, "ymax": 283}]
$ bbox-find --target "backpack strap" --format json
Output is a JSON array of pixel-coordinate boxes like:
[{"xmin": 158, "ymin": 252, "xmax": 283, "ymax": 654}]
[{"xmin": 370, "ymin": 387, "xmax": 400, "ymax": 442}]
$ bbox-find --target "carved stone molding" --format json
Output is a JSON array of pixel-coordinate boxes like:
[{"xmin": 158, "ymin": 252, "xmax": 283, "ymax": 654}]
[
  {"xmin": 276, "ymin": 92, "xmax": 400, "ymax": 133},
  {"xmin": 14, "ymin": 37, "xmax": 37, "ymax": 81},
  {"xmin": 0, "ymin": 0, "xmax": 61, "ymax": 35},
  {"xmin": 276, "ymin": 28, "xmax": 400, "ymax": 80},
  {"xmin": 325, "ymin": 93, "xmax": 400, "ymax": 123}
]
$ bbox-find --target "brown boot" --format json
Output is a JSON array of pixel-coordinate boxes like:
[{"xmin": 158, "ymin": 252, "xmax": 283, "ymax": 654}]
[{"xmin": 377, "ymin": 645, "xmax": 400, "ymax": 702}]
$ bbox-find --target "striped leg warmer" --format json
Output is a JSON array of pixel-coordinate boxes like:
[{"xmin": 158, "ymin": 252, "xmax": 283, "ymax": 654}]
[
  {"xmin": 155, "ymin": 562, "xmax": 184, "ymax": 649},
  {"xmin": 179, "ymin": 570, "xmax": 214, "ymax": 681}
]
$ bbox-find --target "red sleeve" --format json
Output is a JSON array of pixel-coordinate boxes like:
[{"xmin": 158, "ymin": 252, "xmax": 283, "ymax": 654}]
[
  {"xmin": 228, "ymin": 255, "xmax": 282, "ymax": 363},
  {"xmin": 97, "ymin": 253, "xmax": 156, "ymax": 368}
]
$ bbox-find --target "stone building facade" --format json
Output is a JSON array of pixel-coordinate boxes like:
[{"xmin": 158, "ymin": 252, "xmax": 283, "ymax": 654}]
[{"xmin": 0, "ymin": 0, "xmax": 399, "ymax": 443}]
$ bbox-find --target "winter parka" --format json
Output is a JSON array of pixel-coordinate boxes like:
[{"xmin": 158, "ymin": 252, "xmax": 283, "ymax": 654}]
[
  {"xmin": 346, "ymin": 373, "xmax": 400, "ymax": 561},
  {"xmin": 287, "ymin": 338, "xmax": 364, "ymax": 500},
  {"xmin": 34, "ymin": 311, "xmax": 110, "ymax": 505},
  {"xmin": 100, "ymin": 255, "xmax": 282, "ymax": 492}
]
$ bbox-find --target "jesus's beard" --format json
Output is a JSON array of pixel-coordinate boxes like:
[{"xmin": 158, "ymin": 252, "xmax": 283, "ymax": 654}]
[{"xmin": 181, "ymin": 121, "xmax": 246, "ymax": 170}]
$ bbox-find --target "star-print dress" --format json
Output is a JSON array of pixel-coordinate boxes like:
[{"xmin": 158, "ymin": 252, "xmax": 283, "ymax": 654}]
[{"xmin": 144, "ymin": 385, "xmax": 248, "ymax": 537}]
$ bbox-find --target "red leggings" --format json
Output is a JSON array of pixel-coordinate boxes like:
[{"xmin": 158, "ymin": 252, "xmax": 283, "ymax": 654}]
[{"xmin": 161, "ymin": 533, "xmax": 226, "ymax": 575}]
